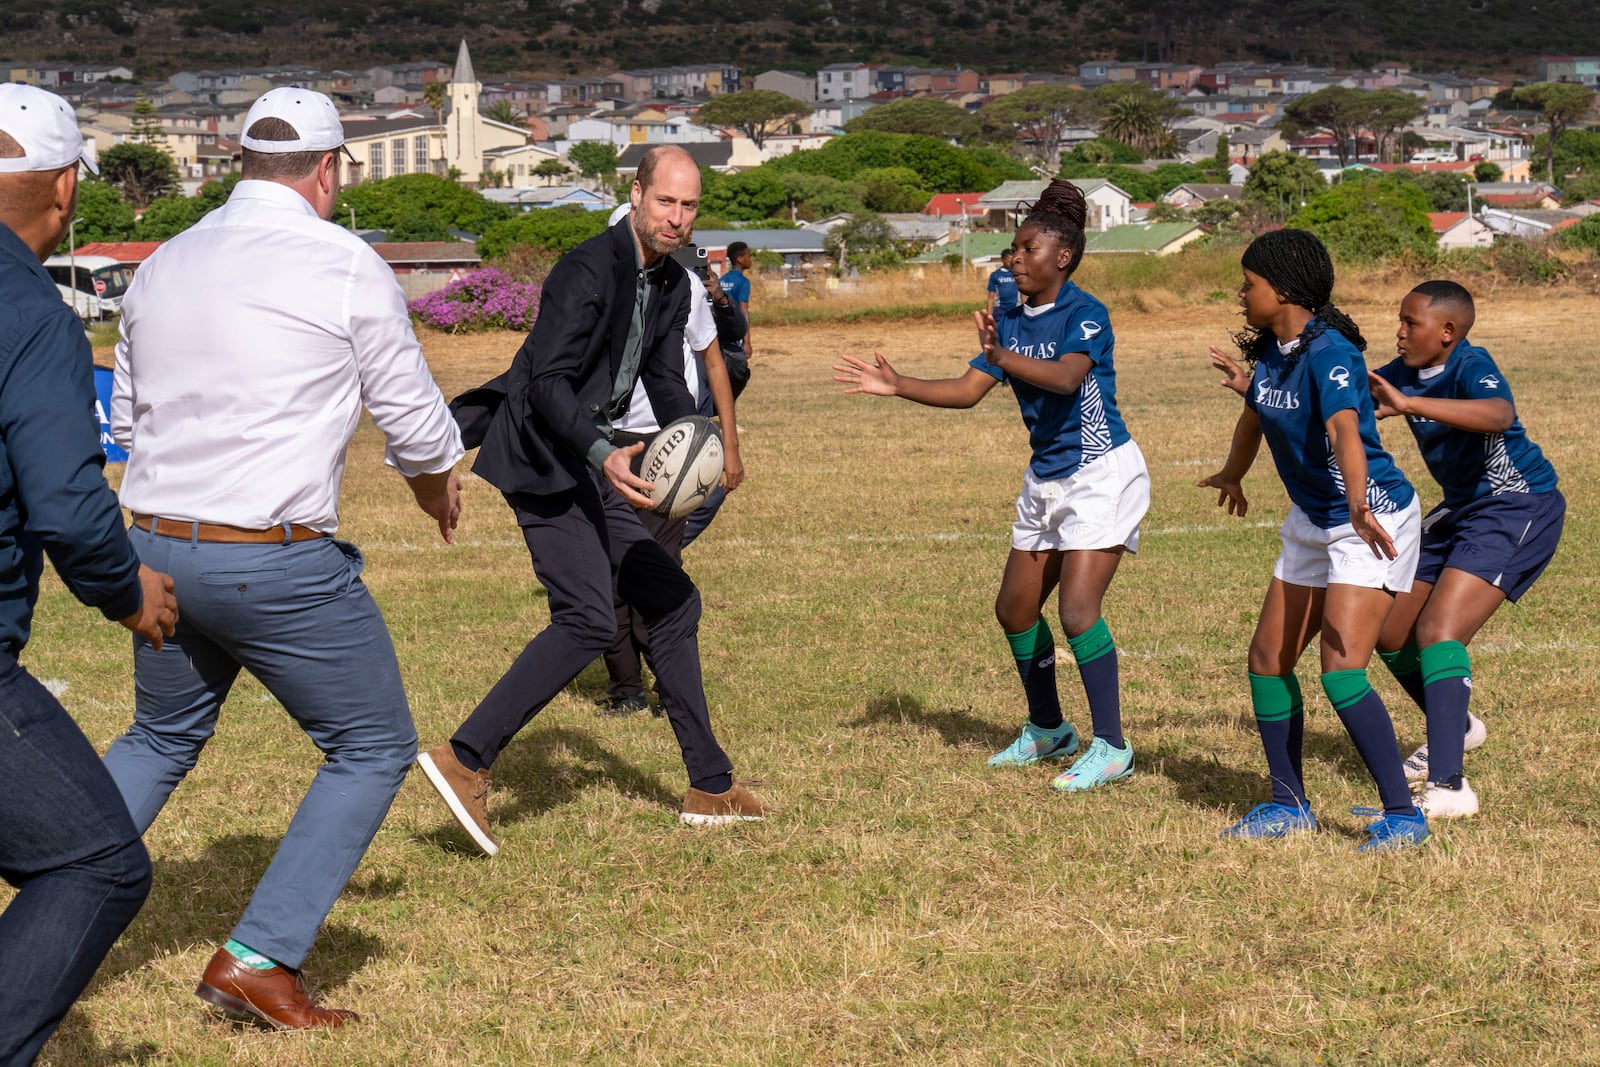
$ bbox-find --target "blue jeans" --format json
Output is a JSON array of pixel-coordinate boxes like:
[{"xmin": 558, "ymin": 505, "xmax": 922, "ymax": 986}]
[
  {"xmin": 0, "ymin": 657, "xmax": 151, "ymax": 1067},
  {"xmin": 103, "ymin": 530, "xmax": 416, "ymax": 969}
]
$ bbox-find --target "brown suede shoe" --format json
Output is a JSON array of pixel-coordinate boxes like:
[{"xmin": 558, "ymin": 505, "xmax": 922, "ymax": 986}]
[
  {"xmin": 680, "ymin": 778, "xmax": 768, "ymax": 826},
  {"xmin": 416, "ymin": 742, "xmax": 499, "ymax": 856},
  {"xmin": 195, "ymin": 948, "xmax": 357, "ymax": 1031}
]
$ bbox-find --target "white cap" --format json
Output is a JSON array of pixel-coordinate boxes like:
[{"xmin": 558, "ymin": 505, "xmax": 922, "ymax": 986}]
[
  {"xmin": 0, "ymin": 84, "xmax": 98, "ymax": 175},
  {"xmin": 240, "ymin": 87, "xmax": 348, "ymax": 155},
  {"xmin": 608, "ymin": 201, "xmax": 631, "ymax": 225}
]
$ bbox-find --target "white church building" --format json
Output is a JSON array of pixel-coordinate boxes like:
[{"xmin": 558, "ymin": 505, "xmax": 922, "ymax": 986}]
[{"xmin": 337, "ymin": 40, "xmax": 539, "ymax": 188}]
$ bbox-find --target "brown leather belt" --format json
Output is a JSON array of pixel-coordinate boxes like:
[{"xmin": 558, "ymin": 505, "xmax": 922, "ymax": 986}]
[{"xmin": 132, "ymin": 514, "xmax": 328, "ymax": 544}]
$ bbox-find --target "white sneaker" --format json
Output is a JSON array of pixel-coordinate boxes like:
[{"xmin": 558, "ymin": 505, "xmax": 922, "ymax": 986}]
[
  {"xmin": 1417, "ymin": 776, "xmax": 1479, "ymax": 819},
  {"xmin": 1403, "ymin": 713, "xmax": 1487, "ymax": 782}
]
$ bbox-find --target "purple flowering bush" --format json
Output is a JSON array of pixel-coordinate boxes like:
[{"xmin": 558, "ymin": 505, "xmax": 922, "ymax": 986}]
[{"xmin": 409, "ymin": 268, "xmax": 541, "ymax": 333}]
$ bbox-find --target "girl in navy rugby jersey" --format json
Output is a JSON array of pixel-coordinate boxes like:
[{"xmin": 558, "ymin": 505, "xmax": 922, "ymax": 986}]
[
  {"xmin": 834, "ymin": 181, "xmax": 1149, "ymax": 792},
  {"xmin": 1366, "ymin": 281, "xmax": 1564, "ymax": 819},
  {"xmin": 1199, "ymin": 229, "xmax": 1431, "ymax": 851}
]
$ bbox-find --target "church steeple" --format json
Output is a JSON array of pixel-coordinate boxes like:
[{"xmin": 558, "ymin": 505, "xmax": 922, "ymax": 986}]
[{"xmin": 446, "ymin": 38, "xmax": 482, "ymax": 183}]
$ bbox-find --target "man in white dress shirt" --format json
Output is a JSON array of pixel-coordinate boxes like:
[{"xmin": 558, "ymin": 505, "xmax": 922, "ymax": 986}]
[{"xmin": 103, "ymin": 87, "xmax": 464, "ymax": 1031}]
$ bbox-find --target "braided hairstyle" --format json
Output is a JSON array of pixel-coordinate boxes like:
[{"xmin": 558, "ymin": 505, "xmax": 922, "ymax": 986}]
[
  {"xmin": 1233, "ymin": 228, "xmax": 1365, "ymax": 364},
  {"xmin": 1022, "ymin": 179, "xmax": 1088, "ymax": 278}
]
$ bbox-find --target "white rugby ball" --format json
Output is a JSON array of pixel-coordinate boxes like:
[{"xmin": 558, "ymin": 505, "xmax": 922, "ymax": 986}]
[{"xmin": 639, "ymin": 416, "xmax": 724, "ymax": 519}]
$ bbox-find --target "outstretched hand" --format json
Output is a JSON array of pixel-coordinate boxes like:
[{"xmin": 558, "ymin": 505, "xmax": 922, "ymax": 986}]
[
  {"xmin": 1211, "ymin": 346, "xmax": 1250, "ymax": 397},
  {"xmin": 974, "ymin": 309, "xmax": 1000, "ymax": 360},
  {"xmin": 833, "ymin": 352, "xmax": 899, "ymax": 397},
  {"xmin": 1367, "ymin": 370, "xmax": 1407, "ymax": 419},
  {"xmin": 1196, "ymin": 472, "xmax": 1249, "ymax": 517}
]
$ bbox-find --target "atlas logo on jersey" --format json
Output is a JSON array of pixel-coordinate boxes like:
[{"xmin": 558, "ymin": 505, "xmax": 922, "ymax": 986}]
[
  {"xmin": 1256, "ymin": 379, "xmax": 1301, "ymax": 410},
  {"xmin": 1328, "ymin": 366, "xmax": 1351, "ymax": 389},
  {"xmin": 1080, "ymin": 321, "xmax": 1103, "ymax": 342},
  {"xmin": 1479, "ymin": 374, "xmax": 1501, "ymax": 390}
]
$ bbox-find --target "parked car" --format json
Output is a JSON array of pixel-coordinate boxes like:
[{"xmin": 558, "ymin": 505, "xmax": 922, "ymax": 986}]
[{"xmin": 44, "ymin": 255, "xmax": 136, "ymax": 319}]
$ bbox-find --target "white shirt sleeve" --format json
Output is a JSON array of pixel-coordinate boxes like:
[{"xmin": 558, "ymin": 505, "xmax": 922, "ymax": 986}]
[
  {"xmin": 345, "ymin": 248, "xmax": 464, "ymax": 477},
  {"xmin": 110, "ymin": 309, "xmax": 134, "ymax": 452},
  {"xmin": 685, "ymin": 274, "xmax": 718, "ymax": 354}
]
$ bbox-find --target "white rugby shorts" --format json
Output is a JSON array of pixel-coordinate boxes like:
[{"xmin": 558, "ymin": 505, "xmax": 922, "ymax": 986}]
[
  {"xmin": 1272, "ymin": 496, "xmax": 1421, "ymax": 592},
  {"xmin": 1012, "ymin": 440, "xmax": 1150, "ymax": 552}
]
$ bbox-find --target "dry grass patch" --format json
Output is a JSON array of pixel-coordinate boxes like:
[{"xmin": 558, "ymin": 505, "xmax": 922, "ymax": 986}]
[{"xmin": 26, "ymin": 287, "xmax": 1600, "ymax": 1065}]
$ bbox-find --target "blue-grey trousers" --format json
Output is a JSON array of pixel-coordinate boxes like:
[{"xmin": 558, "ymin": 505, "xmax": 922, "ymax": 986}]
[{"xmin": 102, "ymin": 528, "xmax": 416, "ymax": 969}]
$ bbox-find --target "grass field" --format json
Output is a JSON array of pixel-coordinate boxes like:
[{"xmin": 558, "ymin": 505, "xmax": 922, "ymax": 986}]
[{"xmin": 19, "ymin": 281, "xmax": 1600, "ymax": 1065}]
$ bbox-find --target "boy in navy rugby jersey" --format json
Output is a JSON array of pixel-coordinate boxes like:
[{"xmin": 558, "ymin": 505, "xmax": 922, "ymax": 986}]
[
  {"xmin": 1200, "ymin": 229, "xmax": 1430, "ymax": 851},
  {"xmin": 1367, "ymin": 281, "xmax": 1564, "ymax": 819},
  {"xmin": 835, "ymin": 180, "xmax": 1150, "ymax": 792}
]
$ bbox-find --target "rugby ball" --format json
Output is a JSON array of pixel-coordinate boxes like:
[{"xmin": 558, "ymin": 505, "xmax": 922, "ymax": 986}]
[{"xmin": 640, "ymin": 416, "xmax": 724, "ymax": 519}]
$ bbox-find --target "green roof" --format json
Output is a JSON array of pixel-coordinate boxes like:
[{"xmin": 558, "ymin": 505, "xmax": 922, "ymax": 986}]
[
  {"xmin": 909, "ymin": 232, "xmax": 1015, "ymax": 262},
  {"xmin": 1083, "ymin": 222, "xmax": 1202, "ymax": 254}
]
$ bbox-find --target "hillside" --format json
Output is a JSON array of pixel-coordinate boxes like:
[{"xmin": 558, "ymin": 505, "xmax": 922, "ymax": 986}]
[{"xmin": 5, "ymin": 0, "xmax": 1593, "ymax": 81}]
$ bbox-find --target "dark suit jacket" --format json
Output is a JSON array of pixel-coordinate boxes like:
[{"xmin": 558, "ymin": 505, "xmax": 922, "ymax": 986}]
[{"xmin": 455, "ymin": 219, "xmax": 696, "ymax": 496}]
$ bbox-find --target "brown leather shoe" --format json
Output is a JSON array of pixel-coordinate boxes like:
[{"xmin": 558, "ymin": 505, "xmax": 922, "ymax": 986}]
[
  {"xmin": 416, "ymin": 742, "xmax": 499, "ymax": 856},
  {"xmin": 680, "ymin": 778, "xmax": 768, "ymax": 826},
  {"xmin": 195, "ymin": 948, "xmax": 358, "ymax": 1031}
]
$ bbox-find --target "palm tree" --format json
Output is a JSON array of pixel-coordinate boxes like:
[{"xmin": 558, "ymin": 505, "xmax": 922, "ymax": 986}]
[{"xmin": 1095, "ymin": 85, "xmax": 1186, "ymax": 156}]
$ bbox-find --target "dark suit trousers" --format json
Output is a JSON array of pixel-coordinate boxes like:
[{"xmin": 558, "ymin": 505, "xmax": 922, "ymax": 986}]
[
  {"xmin": 452, "ymin": 470, "xmax": 733, "ymax": 789},
  {"xmin": 603, "ymin": 431, "xmax": 688, "ymax": 699}
]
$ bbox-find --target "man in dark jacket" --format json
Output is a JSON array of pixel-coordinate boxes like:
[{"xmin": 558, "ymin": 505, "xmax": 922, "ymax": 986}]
[
  {"xmin": 0, "ymin": 83, "xmax": 177, "ymax": 1066},
  {"xmin": 419, "ymin": 145, "xmax": 765, "ymax": 853}
]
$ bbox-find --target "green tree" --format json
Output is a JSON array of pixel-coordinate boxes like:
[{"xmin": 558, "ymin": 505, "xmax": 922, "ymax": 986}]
[
  {"xmin": 70, "ymin": 179, "xmax": 137, "ymax": 245},
  {"xmin": 823, "ymin": 211, "xmax": 900, "ymax": 272},
  {"xmin": 1094, "ymin": 83, "xmax": 1189, "ymax": 156},
  {"xmin": 845, "ymin": 98, "xmax": 975, "ymax": 139},
  {"xmin": 568, "ymin": 141, "xmax": 620, "ymax": 185},
  {"xmin": 1473, "ymin": 161, "xmax": 1503, "ymax": 183},
  {"xmin": 485, "ymin": 99, "xmax": 523, "ymax": 126},
  {"xmin": 1288, "ymin": 176, "xmax": 1434, "ymax": 262},
  {"xmin": 1212, "ymin": 132, "xmax": 1230, "ymax": 175},
  {"xmin": 981, "ymin": 84, "xmax": 1097, "ymax": 170},
  {"xmin": 1514, "ymin": 81, "xmax": 1597, "ymax": 184},
  {"xmin": 1282, "ymin": 86, "xmax": 1376, "ymax": 166},
  {"xmin": 1542, "ymin": 129, "xmax": 1600, "ymax": 196},
  {"xmin": 766, "ymin": 132, "xmax": 1007, "ymax": 193},
  {"xmin": 1367, "ymin": 88, "xmax": 1426, "ymax": 163},
  {"xmin": 1243, "ymin": 150, "xmax": 1326, "ymax": 220},
  {"xmin": 422, "ymin": 81, "xmax": 447, "ymax": 127},
  {"xmin": 98, "ymin": 142, "xmax": 179, "ymax": 209},
  {"xmin": 1558, "ymin": 213, "xmax": 1600, "ymax": 252},
  {"xmin": 134, "ymin": 195, "xmax": 201, "ymax": 240},
  {"xmin": 337, "ymin": 173, "xmax": 512, "ymax": 237},
  {"xmin": 700, "ymin": 167, "xmax": 788, "ymax": 221},
  {"xmin": 1065, "ymin": 137, "xmax": 1143, "ymax": 164},
  {"xmin": 1392, "ymin": 169, "xmax": 1471, "ymax": 212},
  {"xmin": 855, "ymin": 166, "xmax": 929, "ymax": 212},
  {"xmin": 534, "ymin": 158, "xmax": 572, "ymax": 185},
  {"xmin": 1056, "ymin": 162, "xmax": 1162, "ymax": 201},
  {"xmin": 779, "ymin": 172, "xmax": 863, "ymax": 219},
  {"xmin": 130, "ymin": 92, "xmax": 166, "ymax": 144},
  {"xmin": 692, "ymin": 90, "xmax": 811, "ymax": 149},
  {"xmin": 476, "ymin": 205, "xmax": 609, "ymax": 259}
]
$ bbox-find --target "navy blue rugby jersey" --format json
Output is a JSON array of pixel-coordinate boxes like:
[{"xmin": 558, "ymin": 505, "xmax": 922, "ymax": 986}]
[
  {"xmin": 970, "ymin": 281, "xmax": 1132, "ymax": 481},
  {"xmin": 1373, "ymin": 339, "xmax": 1557, "ymax": 510},
  {"xmin": 1244, "ymin": 326, "xmax": 1414, "ymax": 528}
]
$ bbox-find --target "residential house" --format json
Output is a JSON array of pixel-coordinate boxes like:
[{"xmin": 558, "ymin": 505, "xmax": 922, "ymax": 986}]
[
  {"xmin": 978, "ymin": 178, "xmax": 1131, "ymax": 232},
  {"xmin": 1536, "ymin": 56, "xmax": 1600, "ymax": 87},
  {"xmin": 981, "ymin": 74, "xmax": 1027, "ymax": 95},
  {"xmin": 922, "ymin": 193, "xmax": 986, "ymax": 220},
  {"xmin": 1228, "ymin": 127, "xmax": 1286, "ymax": 162},
  {"xmin": 1083, "ymin": 221, "xmax": 1205, "ymax": 255},
  {"xmin": 479, "ymin": 185, "xmax": 613, "ymax": 212},
  {"xmin": 1161, "ymin": 183, "xmax": 1244, "ymax": 209},
  {"xmin": 1471, "ymin": 181, "xmax": 1560, "ymax": 207},
  {"xmin": 1428, "ymin": 212, "xmax": 1494, "ymax": 249},
  {"xmin": 817, "ymin": 63, "xmax": 877, "ymax": 102},
  {"xmin": 755, "ymin": 70, "xmax": 815, "ymax": 103},
  {"xmin": 1479, "ymin": 207, "xmax": 1583, "ymax": 239},
  {"xmin": 372, "ymin": 241, "xmax": 481, "ymax": 299},
  {"xmin": 481, "ymin": 141, "xmax": 566, "ymax": 187}
]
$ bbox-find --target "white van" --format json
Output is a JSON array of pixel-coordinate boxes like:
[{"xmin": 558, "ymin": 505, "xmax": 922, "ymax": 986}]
[{"xmin": 44, "ymin": 255, "xmax": 136, "ymax": 319}]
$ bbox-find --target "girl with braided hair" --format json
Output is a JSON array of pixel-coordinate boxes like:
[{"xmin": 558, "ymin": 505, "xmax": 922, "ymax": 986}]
[
  {"xmin": 834, "ymin": 180, "xmax": 1149, "ymax": 792},
  {"xmin": 1199, "ymin": 228, "xmax": 1430, "ymax": 851}
]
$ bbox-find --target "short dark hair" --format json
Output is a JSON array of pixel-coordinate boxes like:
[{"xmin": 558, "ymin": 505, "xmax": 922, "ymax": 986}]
[
  {"xmin": 726, "ymin": 241, "xmax": 749, "ymax": 261},
  {"xmin": 1410, "ymin": 279, "xmax": 1475, "ymax": 318},
  {"xmin": 240, "ymin": 116, "xmax": 326, "ymax": 180}
]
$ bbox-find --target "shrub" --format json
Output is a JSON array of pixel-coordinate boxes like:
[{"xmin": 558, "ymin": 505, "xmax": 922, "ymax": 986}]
[
  {"xmin": 408, "ymin": 268, "xmax": 541, "ymax": 333},
  {"xmin": 1490, "ymin": 239, "xmax": 1570, "ymax": 285}
]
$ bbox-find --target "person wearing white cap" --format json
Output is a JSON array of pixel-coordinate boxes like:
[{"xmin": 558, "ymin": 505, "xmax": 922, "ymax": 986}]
[
  {"xmin": 100, "ymin": 85, "xmax": 464, "ymax": 1031},
  {"xmin": 0, "ymin": 82, "xmax": 178, "ymax": 1067}
]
